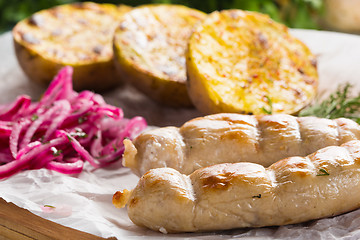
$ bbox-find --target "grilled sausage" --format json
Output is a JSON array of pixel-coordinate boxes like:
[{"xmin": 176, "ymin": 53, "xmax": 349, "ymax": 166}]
[
  {"xmin": 114, "ymin": 140, "xmax": 360, "ymax": 233},
  {"xmin": 123, "ymin": 113, "xmax": 360, "ymax": 176}
]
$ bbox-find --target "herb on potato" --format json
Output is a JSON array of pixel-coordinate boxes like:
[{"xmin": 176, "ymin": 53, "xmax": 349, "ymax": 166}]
[{"xmin": 261, "ymin": 95, "xmax": 273, "ymax": 114}]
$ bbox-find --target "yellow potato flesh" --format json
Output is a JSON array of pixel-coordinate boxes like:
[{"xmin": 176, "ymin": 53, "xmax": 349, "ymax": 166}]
[
  {"xmin": 113, "ymin": 4, "xmax": 206, "ymax": 107},
  {"xmin": 186, "ymin": 10, "xmax": 318, "ymax": 115}
]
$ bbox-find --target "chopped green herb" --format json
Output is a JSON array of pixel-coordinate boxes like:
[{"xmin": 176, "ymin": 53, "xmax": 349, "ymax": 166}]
[
  {"xmin": 43, "ymin": 204, "xmax": 55, "ymax": 208},
  {"xmin": 31, "ymin": 114, "xmax": 39, "ymax": 121},
  {"xmin": 316, "ymin": 168, "xmax": 329, "ymax": 176},
  {"xmin": 78, "ymin": 116, "xmax": 87, "ymax": 124},
  {"xmin": 252, "ymin": 194, "xmax": 262, "ymax": 198},
  {"xmin": 112, "ymin": 144, "xmax": 118, "ymax": 152},
  {"xmin": 66, "ymin": 134, "xmax": 72, "ymax": 142},
  {"xmin": 261, "ymin": 96, "xmax": 273, "ymax": 114},
  {"xmin": 50, "ymin": 147, "xmax": 62, "ymax": 157}
]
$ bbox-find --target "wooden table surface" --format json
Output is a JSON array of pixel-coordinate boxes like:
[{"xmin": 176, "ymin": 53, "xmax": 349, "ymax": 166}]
[{"xmin": 0, "ymin": 198, "xmax": 115, "ymax": 240}]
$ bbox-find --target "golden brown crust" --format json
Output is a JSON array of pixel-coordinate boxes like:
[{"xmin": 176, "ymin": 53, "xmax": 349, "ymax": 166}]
[
  {"xmin": 194, "ymin": 162, "xmax": 269, "ymax": 191},
  {"xmin": 12, "ymin": 2, "xmax": 131, "ymax": 91},
  {"xmin": 186, "ymin": 10, "xmax": 318, "ymax": 114},
  {"xmin": 113, "ymin": 4, "xmax": 206, "ymax": 107},
  {"xmin": 112, "ymin": 189, "xmax": 132, "ymax": 209}
]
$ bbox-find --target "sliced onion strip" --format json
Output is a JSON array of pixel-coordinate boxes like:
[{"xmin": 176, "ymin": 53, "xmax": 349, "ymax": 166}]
[{"xmin": 0, "ymin": 66, "xmax": 147, "ymax": 179}]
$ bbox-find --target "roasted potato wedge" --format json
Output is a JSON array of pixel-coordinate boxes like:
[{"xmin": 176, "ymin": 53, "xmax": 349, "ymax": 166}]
[
  {"xmin": 113, "ymin": 4, "xmax": 206, "ymax": 107},
  {"xmin": 13, "ymin": 2, "xmax": 131, "ymax": 91},
  {"xmin": 186, "ymin": 10, "xmax": 318, "ymax": 115}
]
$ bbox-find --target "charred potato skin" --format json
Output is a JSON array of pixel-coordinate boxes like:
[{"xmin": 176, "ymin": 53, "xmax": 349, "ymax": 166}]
[
  {"xmin": 12, "ymin": 2, "xmax": 131, "ymax": 92},
  {"xmin": 113, "ymin": 4, "xmax": 206, "ymax": 107},
  {"xmin": 113, "ymin": 43, "xmax": 191, "ymax": 107},
  {"xmin": 13, "ymin": 40, "xmax": 120, "ymax": 91},
  {"xmin": 186, "ymin": 10, "xmax": 318, "ymax": 115}
]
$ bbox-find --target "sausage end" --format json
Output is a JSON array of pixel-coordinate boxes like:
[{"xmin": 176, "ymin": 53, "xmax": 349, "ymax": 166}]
[{"xmin": 113, "ymin": 189, "xmax": 132, "ymax": 208}]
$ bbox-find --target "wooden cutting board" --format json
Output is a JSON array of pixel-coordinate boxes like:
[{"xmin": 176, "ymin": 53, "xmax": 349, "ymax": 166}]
[{"xmin": 0, "ymin": 198, "xmax": 116, "ymax": 240}]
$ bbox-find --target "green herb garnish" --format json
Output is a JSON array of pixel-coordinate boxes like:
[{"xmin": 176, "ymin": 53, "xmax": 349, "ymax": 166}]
[
  {"xmin": 299, "ymin": 84, "xmax": 360, "ymax": 123},
  {"xmin": 316, "ymin": 168, "xmax": 329, "ymax": 176},
  {"xmin": 43, "ymin": 204, "xmax": 56, "ymax": 208},
  {"xmin": 78, "ymin": 116, "xmax": 87, "ymax": 124},
  {"xmin": 66, "ymin": 134, "xmax": 72, "ymax": 142},
  {"xmin": 31, "ymin": 114, "xmax": 39, "ymax": 121},
  {"xmin": 252, "ymin": 194, "xmax": 262, "ymax": 198},
  {"xmin": 261, "ymin": 96, "xmax": 273, "ymax": 114},
  {"xmin": 51, "ymin": 147, "xmax": 62, "ymax": 157},
  {"xmin": 112, "ymin": 144, "xmax": 118, "ymax": 152}
]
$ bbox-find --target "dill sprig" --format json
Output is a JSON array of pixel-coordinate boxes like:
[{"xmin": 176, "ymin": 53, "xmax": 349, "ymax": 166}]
[{"xmin": 299, "ymin": 84, "xmax": 360, "ymax": 123}]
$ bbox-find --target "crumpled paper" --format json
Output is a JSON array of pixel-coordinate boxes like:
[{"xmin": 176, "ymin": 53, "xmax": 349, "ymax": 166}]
[{"xmin": 2, "ymin": 29, "xmax": 360, "ymax": 239}]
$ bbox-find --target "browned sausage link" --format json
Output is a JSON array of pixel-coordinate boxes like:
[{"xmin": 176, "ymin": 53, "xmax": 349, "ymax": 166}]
[
  {"xmin": 123, "ymin": 113, "xmax": 360, "ymax": 176},
  {"xmin": 115, "ymin": 140, "xmax": 360, "ymax": 233}
]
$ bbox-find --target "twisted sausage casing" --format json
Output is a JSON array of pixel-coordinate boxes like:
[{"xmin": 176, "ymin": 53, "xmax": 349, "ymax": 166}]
[
  {"xmin": 123, "ymin": 113, "xmax": 360, "ymax": 176},
  {"xmin": 114, "ymin": 140, "xmax": 360, "ymax": 233}
]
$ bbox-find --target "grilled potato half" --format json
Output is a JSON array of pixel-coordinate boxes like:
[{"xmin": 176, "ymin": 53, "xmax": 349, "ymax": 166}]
[
  {"xmin": 186, "ymin": 10, "xmax": 318, "ymax": 115},
  {"xmin": 113, "ymin": 4, "xmax": 206, "ymax": 107},
  {"xmin": 13, "ymin": 2, "xmax": 131, "ymax": 91}
]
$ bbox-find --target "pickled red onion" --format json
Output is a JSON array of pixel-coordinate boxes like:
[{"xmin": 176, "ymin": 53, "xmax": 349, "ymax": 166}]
[{"xmin": 0, "ymin": 66, "xmax": 147, "ymax": 179}]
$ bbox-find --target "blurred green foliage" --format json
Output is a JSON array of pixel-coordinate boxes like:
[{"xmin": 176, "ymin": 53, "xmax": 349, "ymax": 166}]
[{"xmin": 0, "ymin": 0, "xmax": 323, "ymax": 33}]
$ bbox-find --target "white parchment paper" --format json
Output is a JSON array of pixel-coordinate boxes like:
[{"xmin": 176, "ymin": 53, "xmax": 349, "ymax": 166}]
[{"xmin": 1, "ymin": 29, "xmax": 360, "ymax": 239}]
